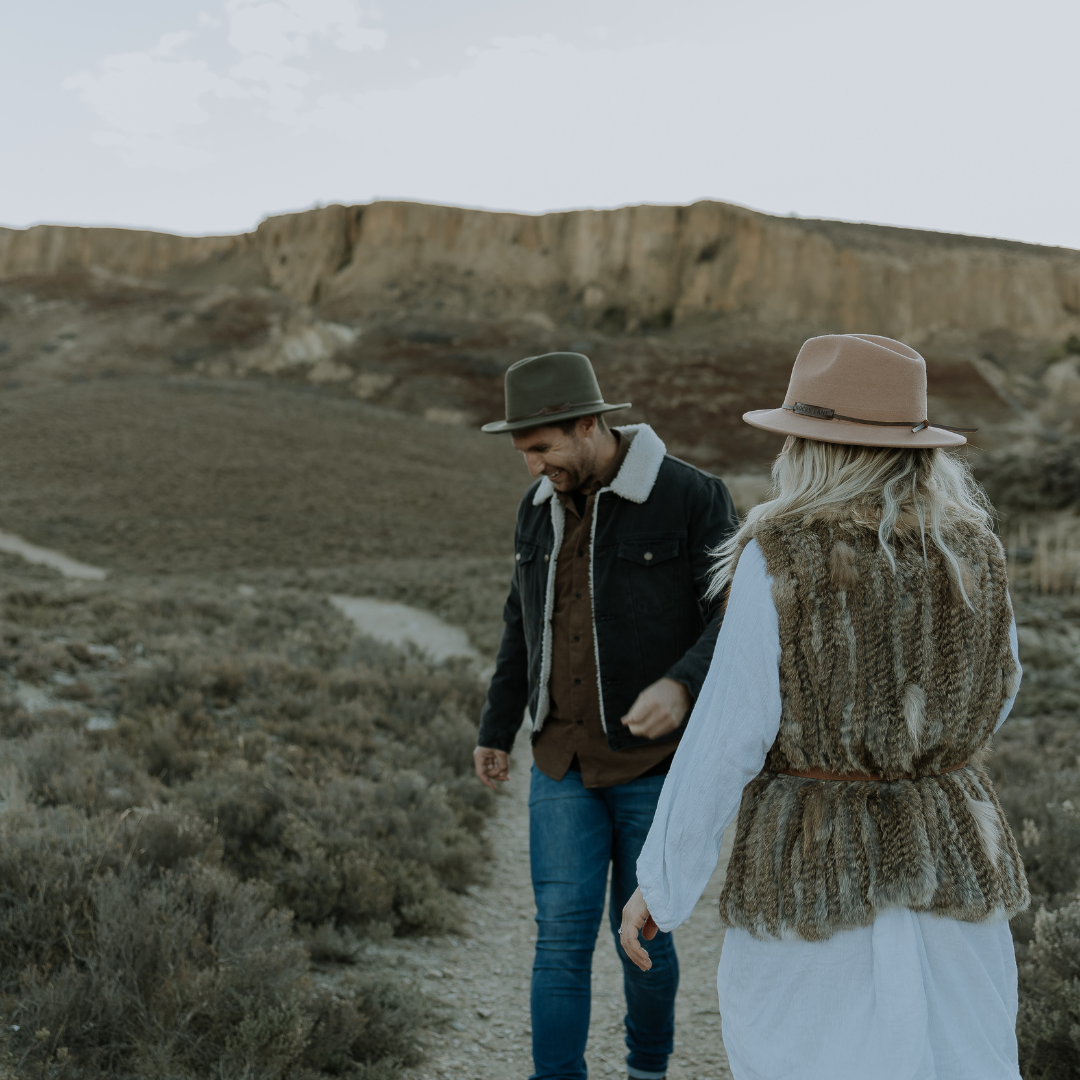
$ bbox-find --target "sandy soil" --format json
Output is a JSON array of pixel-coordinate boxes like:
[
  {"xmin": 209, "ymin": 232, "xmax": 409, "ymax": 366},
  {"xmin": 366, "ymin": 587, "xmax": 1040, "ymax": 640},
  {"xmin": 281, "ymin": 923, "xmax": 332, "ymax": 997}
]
[{"xmin": 364, "ymin": 726, "xmax": 734, "ymax": 1080}]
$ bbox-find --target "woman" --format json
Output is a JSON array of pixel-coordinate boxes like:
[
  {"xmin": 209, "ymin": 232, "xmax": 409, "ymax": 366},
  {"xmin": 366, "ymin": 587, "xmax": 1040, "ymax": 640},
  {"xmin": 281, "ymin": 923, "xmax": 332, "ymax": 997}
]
[{"xmin": 620, "ymin": 334, "xmax": 1027, "ymax": 1080}]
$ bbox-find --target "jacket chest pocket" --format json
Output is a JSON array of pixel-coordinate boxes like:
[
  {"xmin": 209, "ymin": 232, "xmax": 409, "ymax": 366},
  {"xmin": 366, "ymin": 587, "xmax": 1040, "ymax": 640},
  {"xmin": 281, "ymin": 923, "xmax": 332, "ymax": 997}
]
[
  {"xmin": 515, "ymin": 542, "xmax": 550, "ymax": 627},
  {"xmin": 617, "ymin": 539, "xmax": 681, "ymax": 613}
]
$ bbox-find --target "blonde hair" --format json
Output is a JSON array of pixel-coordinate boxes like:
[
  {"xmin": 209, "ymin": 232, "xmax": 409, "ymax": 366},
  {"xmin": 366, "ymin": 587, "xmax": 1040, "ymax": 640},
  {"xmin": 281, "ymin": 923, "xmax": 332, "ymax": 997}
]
[{"xmin": 710, "ymin": 438, "xmax": 993, "ymax": 605}]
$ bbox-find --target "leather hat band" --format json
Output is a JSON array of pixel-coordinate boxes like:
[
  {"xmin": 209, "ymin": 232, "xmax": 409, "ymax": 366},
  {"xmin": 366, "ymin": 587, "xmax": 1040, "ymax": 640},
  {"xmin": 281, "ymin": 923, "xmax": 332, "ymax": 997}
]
[
  {"xmin": 784, "ymin": 402, "xmax": 977, "ymax": 435},
  {"xmin": 508, "ymin": 398, "xmax": 607, "ymax": 423}
]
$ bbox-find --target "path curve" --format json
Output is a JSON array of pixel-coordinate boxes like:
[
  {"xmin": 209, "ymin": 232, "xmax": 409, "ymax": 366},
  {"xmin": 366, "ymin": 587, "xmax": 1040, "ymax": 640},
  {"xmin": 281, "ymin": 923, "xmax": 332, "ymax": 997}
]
[{"xmin": 0, "ymin": 530, "xmax": 107, "ymax": 579}]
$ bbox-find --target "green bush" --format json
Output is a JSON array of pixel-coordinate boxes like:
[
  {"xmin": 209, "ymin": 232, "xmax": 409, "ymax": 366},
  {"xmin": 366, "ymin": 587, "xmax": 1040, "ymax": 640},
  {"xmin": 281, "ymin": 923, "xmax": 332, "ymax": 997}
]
[
  {"xmin": 978, "ymin": 438, "xmax": 1080, "ymax": 512},
  {"xmin": 0, "ymin": 807, "xmax": 433, "ymax": 1078},
  {"xmin": 0, "ymin": 577, "xmax": 489, "ymax": 1076},
  {"xmin": 1016, "ymin": 896, "xmax": 1080, "ymax": 1080}
]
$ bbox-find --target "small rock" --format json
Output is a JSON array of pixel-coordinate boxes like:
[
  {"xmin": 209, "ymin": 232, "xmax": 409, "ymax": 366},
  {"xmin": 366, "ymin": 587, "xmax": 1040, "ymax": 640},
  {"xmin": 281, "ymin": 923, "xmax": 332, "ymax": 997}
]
[
  {"xmin": 477, "ymin": 1007, "xmax": 492, "ymax": 1019},
  {"xmin": 427, "ymin": 969, "xmax": 443, "ymax": 979},
  {"xmin": 451, "ymin": 1022, "xmax": 466, "ymax": 1032},
  {"xmin": 67, "ymin": 642, "xmax": 93, "ymax": 663}
]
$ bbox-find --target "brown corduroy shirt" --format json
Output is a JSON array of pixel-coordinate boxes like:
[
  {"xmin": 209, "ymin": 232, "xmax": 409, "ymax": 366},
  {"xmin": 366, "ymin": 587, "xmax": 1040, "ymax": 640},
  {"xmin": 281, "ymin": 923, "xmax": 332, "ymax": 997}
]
[{"xmin": 532, "ymin": 434, "xmax": 679, "ymax": 788}]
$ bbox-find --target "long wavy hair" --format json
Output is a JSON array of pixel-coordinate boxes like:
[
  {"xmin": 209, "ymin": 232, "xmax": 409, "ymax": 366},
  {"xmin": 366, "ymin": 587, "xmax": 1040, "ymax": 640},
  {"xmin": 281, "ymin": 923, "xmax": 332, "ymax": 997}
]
[{"xmin": 708, "ymin": 437, "xmax": 994, "ymax": 606}]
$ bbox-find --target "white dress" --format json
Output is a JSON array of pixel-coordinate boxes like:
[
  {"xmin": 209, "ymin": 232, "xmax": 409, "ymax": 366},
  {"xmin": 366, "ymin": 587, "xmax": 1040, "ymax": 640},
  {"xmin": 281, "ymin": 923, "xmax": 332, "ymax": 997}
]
[{"xmin": 637, "ymin": 540, "xmax": 1023, "ymax": 1080}]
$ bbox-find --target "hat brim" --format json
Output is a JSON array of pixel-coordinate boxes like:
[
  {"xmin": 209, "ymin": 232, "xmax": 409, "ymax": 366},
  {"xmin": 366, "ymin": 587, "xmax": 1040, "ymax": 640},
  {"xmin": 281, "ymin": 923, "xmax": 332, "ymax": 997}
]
[
  {"xmin": 481, "ymin": 401, "xmax": 632, "ymax": 434},
  {"xmin": 743, "ymin": 408, "xmax": 967, "ymax": 449}
]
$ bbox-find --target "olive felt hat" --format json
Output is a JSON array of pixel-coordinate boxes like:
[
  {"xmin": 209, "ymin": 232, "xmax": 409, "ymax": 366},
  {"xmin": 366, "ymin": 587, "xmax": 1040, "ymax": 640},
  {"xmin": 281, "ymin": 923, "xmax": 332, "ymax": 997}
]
[
  {"xmin": 743, "ymin": 334, "xmax": 974, "ymax": 449},
  {"xmin": 481, "ymin": 352, "xmax": 631, "ymax": 434}
]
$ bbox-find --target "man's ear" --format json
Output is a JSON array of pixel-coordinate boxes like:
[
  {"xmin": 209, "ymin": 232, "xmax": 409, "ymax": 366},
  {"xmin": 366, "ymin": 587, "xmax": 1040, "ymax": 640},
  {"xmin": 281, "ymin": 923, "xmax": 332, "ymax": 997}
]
[{"xmin": 578, "ymin": 415, "xmax": 598, "ymax": 439}]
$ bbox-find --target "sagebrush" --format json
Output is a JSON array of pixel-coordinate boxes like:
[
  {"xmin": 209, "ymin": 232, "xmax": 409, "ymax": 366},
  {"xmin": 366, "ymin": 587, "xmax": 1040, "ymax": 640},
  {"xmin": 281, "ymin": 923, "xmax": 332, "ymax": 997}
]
[{"xmin": 0, "ymin": 568, "xmax": 493, "ymax": 1077}]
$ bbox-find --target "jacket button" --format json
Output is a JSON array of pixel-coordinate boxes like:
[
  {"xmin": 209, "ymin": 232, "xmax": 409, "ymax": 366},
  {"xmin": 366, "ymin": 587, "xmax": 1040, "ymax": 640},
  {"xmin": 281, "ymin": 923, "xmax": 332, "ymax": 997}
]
[
  {"xmin": 644, "ymin": 552, "xmax": 654, "ymax": 561},
  {"xmin": 515, "ymin": 552, "xmax": 522, "ymax": 560},
  {"xmin": 544, "ymin": 554, "xmax": 550, "ymax": 562}
]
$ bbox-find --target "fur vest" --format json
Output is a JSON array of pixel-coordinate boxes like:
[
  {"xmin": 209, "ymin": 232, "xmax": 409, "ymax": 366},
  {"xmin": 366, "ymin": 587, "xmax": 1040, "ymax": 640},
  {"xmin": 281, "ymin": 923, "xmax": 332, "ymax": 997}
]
[{"xmin": 719, "ymin": 514, "xmax": 1028, "ymax": 941}]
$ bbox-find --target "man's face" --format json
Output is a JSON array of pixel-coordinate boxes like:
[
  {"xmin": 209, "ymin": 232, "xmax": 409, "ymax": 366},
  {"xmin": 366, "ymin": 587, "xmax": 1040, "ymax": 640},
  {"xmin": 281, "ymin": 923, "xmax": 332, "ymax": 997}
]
[{"xmin": 511, "ymin": 418, "xmax": 596, "ymax": 493}]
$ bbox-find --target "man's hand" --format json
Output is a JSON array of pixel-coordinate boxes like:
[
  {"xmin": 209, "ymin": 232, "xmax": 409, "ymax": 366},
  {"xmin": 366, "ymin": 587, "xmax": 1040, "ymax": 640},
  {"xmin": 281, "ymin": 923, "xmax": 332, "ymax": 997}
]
[
  {"xmin": 620, "ymin": 886, "xmax": 659, "ymax": 971},
  {"xmin": 473, "ymin": 746, "xmax": 510, "ymax": 791},
  {"xmin": 620, "ymin": 677, "xmax": 691, "ymax": 739}
]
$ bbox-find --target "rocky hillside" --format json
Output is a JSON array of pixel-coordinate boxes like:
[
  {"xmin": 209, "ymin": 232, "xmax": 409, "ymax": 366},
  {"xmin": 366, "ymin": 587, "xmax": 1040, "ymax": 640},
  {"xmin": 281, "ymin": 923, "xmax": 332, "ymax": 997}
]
[
  {"xmin": 2, "ymin": 199, "xmax": 1078, "ymax": 474},
  {"xmin": 3, "ymin": 200, "xmax": 1079, "ymax": 352}
]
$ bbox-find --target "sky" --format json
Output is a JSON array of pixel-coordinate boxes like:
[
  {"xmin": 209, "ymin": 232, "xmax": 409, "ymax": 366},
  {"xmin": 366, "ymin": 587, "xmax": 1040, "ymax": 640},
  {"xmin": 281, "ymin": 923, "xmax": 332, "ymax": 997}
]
[{"xmin": 2, "ymin": 0, "xmax": 1078, "ymax": 248}]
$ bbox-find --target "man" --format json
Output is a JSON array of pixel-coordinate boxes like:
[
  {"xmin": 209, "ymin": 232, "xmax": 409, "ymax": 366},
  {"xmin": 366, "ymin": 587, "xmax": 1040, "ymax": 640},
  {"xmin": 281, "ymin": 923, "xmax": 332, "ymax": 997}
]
[{"xmin": 474, "ymin": 352, "xmax": 738, "ymax": 1080}]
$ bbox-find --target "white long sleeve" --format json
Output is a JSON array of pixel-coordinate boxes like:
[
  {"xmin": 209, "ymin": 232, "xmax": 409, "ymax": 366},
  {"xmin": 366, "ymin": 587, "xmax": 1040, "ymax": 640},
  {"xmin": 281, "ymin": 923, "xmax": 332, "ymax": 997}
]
[
  {"xmin": 997, "ymin": 619, "xmax": 1022, "ymax": 731},
  {"xmin": 637, "ymin": 539, "xmax": 781, "ymax": 933},
  {"xmin": 636, "ymin": 540, "xmax": 1024, "ymax": 936}
]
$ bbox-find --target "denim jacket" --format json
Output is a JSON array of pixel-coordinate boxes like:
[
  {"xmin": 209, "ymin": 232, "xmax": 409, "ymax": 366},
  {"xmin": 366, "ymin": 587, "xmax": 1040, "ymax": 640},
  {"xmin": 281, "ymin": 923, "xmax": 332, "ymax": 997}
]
[{"xmin": 478, "ymin": 424, "xmax": 739, "ymax": 754}]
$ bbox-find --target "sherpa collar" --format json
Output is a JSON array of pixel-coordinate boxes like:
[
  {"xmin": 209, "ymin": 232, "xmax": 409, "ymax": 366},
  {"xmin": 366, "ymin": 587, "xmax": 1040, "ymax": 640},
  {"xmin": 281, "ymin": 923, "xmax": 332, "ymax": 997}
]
[{"xmin": 532, "ymin": 424, "xmax": 667, "ymax": 507}]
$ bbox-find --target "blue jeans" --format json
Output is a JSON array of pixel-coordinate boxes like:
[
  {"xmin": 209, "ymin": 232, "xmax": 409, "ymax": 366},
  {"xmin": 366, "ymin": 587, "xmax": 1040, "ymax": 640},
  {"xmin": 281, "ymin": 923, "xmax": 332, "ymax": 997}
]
[{"xmin": 529, "ymin": 764, "xmax": 678, "ymax": 1080}]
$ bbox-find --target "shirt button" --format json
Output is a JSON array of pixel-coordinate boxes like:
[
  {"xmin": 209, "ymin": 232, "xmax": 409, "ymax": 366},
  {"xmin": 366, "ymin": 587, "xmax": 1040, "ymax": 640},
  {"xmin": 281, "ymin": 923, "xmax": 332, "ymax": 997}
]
[
  {"xmin": 576, "ymin": 720, "xmax": 584, "ymax": 726},
  {"xmin": 572, "ymin": 635, "xmax": 580, "ymax": 642},
  {"xmin": 574, "ymin": 678, "xmax": 582, "ymax": 685},
  {"xmin": 578, "ymin": 549, "xmax": 584, "ymax": 557},
  {"xmin": 644, "ymin": 552, "xmax": 654, "ymax": 561},
  {"xmin": 575, "ymin": 591, "xmax": 582, "ymax": 600}
]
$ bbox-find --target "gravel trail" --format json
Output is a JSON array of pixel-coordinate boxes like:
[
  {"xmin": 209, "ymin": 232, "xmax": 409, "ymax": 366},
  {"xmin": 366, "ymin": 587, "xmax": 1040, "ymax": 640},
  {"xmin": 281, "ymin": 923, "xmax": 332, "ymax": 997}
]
[{"xmin": 368, "ymin": 729, "xmax": 735, "ymax": 1080}]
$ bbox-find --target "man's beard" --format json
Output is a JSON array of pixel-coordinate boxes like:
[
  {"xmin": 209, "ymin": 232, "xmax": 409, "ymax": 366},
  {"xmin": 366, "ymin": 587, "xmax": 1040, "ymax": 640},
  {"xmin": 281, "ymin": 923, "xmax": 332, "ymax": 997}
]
[{"xmin": 549, "ymin": 459, "xmax": 597, "ymax": 493}]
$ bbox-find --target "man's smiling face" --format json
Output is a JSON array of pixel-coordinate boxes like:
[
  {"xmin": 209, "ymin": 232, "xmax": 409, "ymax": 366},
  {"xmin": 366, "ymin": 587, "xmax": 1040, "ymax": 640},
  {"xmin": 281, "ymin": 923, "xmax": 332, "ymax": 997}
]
[{"xmin": 511, "ymin": 417, "xmax": 600, "ymax": 494}]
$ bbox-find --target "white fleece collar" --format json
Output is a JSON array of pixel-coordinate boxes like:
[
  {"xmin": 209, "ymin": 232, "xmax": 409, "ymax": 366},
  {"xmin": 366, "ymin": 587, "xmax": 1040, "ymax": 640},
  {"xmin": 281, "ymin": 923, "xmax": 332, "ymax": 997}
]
[{"xmin": 532, "ymin": 423, "xmax": 667, "ymax": 506}]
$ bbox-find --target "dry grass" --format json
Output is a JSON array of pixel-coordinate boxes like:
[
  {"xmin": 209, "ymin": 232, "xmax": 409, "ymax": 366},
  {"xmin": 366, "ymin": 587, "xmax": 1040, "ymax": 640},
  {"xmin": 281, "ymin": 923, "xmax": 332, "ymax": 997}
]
[
  {"xmin": 988, "ymin": 587, "xmax": 1080, "ymax": 1079},
  {"xmin": 1006, "ymin": 514, "xmax": 1080, "ymax": 596},
  {"xmin": 980, "ymin": 436, "xmax": 1080, "ymax": 515},
  {"xmin": 0, "ymin": 353, "xmax": 1069, "ymax": 1077},
  {"xmin": 0, "ymin": 567, "xmax": 491, "ymax": 1077},
  {"xmin": 0, "ymin": 377, "xmax": 526, "ymax": 575}
]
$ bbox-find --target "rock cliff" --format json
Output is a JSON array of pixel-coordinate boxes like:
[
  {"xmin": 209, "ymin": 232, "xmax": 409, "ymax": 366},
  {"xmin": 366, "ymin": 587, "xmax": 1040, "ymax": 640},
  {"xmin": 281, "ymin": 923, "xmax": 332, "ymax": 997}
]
[{"xmin": 3, "ymin": 200, "xmax": 1078, "ymax": 354}]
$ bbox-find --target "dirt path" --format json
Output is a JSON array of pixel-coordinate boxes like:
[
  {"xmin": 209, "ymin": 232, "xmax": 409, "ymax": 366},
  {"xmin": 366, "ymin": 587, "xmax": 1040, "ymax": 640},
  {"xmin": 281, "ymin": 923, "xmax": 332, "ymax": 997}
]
[
  {"xmin": 329, "ymin": 595, "xmax": 482, "ymax": 664},
  {"xmin": 0, "ymin": 530, "xmax": 107, "ymax": 579},
  {"xmin": 367, "ymin": 726, "xmax": 735, "ymax": 1080}
]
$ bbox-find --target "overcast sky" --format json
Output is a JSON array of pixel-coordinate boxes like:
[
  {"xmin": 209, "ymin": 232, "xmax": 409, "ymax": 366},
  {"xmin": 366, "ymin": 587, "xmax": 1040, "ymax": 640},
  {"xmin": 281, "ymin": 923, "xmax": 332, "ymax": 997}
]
[{"xmin": 2, "ymin": 0, "xmax": 1078, "ymax": 248}]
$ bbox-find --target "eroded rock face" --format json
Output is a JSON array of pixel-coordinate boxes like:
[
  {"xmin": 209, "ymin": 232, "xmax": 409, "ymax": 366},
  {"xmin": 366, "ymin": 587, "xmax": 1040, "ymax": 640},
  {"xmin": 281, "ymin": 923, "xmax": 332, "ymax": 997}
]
[
  {"xmin": 2, "ymin": 200, "xmax": 1078, "ymax": 351},
  {"xmin": 1, "ymin": 199, "xmax": 1075, "ymax": 474}
]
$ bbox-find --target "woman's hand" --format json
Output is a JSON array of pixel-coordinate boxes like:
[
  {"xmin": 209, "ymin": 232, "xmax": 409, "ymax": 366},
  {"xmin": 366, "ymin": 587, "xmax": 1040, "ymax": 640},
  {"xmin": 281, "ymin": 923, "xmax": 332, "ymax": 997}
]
[{"xmin": 619, "ymin": 886, "xmax": 659, "ymax": 971}]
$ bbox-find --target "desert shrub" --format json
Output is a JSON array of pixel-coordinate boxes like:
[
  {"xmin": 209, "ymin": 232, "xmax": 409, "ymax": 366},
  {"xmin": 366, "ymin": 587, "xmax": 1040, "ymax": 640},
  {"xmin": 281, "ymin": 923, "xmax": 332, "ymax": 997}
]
[
  {"xmin": 15, "ymin": 728, "xmax": 161, "ymax": 812},
  {"xmin": 985, "ymin": 588, "xmax": 1080, "ymax": 1079},
  {"xmin": 980, "ymin": 438, "xmax": 1080, "ymax": 513},
  {"xmin": 0, "ymin": 587, "xmax": 491, "ymax": 929},
  {"xmin": 1016, "ymin": 896, "xmax": 1080, "ymax": 1080},
  {"xmin": 993, "ymin": 718, "xmax": 1080, "ymax": 930},
  {"xmin": 0, "ymin": 807, "xmax": 430, "ymax": 1078},
  {"xmin": 0, "ymin": 574, "xmax": 485, "ymax": 1076}
]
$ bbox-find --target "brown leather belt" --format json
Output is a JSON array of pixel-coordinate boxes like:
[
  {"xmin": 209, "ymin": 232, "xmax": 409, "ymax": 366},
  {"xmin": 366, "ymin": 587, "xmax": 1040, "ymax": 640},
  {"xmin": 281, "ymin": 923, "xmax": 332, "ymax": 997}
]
[{"xmin": 777, "ymin": 762, "xmax": 968, "ymax": 782}]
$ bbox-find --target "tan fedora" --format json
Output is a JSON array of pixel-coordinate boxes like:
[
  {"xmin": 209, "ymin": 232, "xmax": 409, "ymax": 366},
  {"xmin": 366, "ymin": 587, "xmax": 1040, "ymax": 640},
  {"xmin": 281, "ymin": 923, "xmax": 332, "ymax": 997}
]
[{"xmin": 743, "ymin": 334, "xmax": 972, "ymax": 449}]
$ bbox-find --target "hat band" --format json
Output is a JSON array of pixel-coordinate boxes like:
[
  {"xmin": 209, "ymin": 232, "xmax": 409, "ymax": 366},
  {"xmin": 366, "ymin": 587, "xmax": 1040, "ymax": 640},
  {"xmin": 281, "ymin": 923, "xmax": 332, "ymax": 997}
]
[
  {"xmin": 784, "ymin": 402, "xmax": 977, "ymax": 435},
  {"xmin": 508, "ymin": 399, "xmax": 606, "ymax": 423}
]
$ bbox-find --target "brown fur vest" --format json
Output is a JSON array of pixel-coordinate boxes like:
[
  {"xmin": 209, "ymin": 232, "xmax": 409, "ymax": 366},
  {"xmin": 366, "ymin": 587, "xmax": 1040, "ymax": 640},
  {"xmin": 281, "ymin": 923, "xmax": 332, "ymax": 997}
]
[{"xmin": 719, "ymin": 515, "xmax": 1028, "ymax": 941}]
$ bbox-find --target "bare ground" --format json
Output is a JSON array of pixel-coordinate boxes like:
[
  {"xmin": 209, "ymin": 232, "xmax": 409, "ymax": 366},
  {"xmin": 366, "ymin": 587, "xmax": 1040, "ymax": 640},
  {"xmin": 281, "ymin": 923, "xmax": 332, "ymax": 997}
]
[
  {"xmin": 366, "ymin": 727, "xmax": 735, "ymax": 1080},
  {"xmin": 0, "ymin": 373, "xmax": 738, "ymax": 1077}
]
